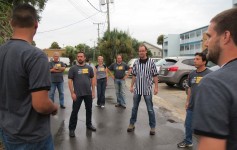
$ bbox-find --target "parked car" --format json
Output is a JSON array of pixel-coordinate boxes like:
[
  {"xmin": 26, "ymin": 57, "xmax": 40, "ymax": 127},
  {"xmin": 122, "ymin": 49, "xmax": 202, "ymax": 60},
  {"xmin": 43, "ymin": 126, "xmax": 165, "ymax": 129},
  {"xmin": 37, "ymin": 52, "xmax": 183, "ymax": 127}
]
[{"xmin": 158, "ymin": 56, "xmax": 196, "ymax": 90}]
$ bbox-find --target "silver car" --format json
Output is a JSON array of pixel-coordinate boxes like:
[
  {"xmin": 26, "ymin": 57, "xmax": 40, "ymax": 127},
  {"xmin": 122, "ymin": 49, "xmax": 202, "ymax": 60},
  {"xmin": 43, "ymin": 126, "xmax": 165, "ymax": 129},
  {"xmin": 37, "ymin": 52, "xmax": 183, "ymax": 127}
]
[{"xmin": 158, "ymin": 56, "xmax": 196, "ymax": 90}]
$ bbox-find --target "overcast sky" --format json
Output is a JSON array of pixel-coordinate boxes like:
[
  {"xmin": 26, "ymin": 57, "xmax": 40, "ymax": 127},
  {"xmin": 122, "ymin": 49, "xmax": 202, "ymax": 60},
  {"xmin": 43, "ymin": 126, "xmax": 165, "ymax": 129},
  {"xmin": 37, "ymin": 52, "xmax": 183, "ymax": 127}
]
[{"xmin": 34, "ymin": 0, "xmax": 233, "ymax": 49}]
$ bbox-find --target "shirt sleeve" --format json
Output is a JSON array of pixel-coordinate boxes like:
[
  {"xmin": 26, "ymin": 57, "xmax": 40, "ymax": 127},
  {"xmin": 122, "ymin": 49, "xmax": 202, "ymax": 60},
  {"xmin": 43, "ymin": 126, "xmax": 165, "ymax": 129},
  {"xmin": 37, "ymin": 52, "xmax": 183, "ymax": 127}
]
[
  {"xmin": 89, "ymin": 66, "xmax": 94, "ymax": 78},
  {"xmin": 49, "ymin": 62, "xmax": 53, "ymax": 69},
  {"xmin": 108, "ymin": 63, "xmax": 114, "ymax": 71},
  {"xmin": 151, "ymin": 61, "xmax": 159, "ymax": 76},
  {"xmin": 187, "ymin": 73, "xmax": 192, "ymax": 87},
  {"xmin": 131, "ymin": 61, "xmax": 137, "ymax": 76},
  {"xmin": 192, "ymin": 76, "xmax": 231, "ymax": 139},
  {"xmin": 61, "ymin": 61, "xmax": 66, "ymax": 67},
  {"xmin": 27, "ymin": 52, "xmax": 51, "ymax": 92},
  {"xmin": 68, "ymin": 67, "xmax": 74, "ymax": 79}
]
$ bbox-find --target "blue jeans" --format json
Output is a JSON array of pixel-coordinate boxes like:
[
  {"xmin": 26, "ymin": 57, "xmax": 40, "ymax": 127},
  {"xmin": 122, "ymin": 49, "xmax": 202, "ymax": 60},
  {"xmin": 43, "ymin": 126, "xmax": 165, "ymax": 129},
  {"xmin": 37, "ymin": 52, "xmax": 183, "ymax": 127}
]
[
  {"xmin": 184, "ymin": 109, "xmax": 193, "ymax": 144},
  {"xmin": 130, "ymin": 94, "xmax": 156, "ymax": 128},
  {"xmin": 49, "ymin": 82, "xmax": 64, "ymax": 106},
  {"xmin": 0, "ymin": 128, "xmax": 54, "ymax": 150},
  {"xmin": 69, "ymin": 95, "xmax": 93, "ymax": 130},
  {"xmin": 114, "ymin": 79, "xmax": 126, "ymax": 105},
  {"xmin": 97, "ymin": 78, "xmax": 107, "ymax": 105}
]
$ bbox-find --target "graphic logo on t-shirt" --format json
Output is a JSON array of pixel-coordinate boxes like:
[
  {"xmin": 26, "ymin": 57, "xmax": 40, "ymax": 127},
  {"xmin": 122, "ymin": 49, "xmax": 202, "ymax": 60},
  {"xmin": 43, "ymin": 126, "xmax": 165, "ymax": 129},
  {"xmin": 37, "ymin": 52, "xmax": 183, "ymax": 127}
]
[
  {"xmin": 98, "ymin": 68, "xmax": 105, "ymax": 72},
  {"xmin": 116, "ymin": 66, "xmax": 123, "ymax": 70},
  {"xmin": 78, "ymin": 69, "xmax": 89, "ymax": 74},
  {"xmin": 191, "ymin": 76, "xmax": 203, "ymax": 84}
]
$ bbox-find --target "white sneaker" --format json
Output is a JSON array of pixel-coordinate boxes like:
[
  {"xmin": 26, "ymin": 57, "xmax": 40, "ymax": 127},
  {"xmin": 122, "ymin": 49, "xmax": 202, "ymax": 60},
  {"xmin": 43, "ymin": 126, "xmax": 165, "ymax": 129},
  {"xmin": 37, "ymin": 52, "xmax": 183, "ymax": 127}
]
[
  {"xmin": 95, "ymin": 104, "xmax": 101, "ymax": 107},
  {"xmin": 101, "ymin": 105, "xmax": 105, "ymax": 108}
]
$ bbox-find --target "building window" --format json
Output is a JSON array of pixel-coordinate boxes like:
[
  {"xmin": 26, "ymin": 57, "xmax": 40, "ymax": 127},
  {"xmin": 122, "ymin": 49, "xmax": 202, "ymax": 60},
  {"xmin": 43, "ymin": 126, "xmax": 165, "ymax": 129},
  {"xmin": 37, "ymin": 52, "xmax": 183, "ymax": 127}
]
[
  {"xmin": 154, "ymin": 52, "xmax": 156, "ymax": 56},
  {"xmin": 190, "ymin": 44, "xmax": 194, "ymax": 50},
  {"xmin": 190, "ymin": 32, "xmax": 195, "ymax": 38},
  {"xmin": 196, "ymin": 30, "xmax": 201, "ymax": 37},
  {"xmin": 195, "ymin": 43, "xmax": 201, "ymax": 49}
]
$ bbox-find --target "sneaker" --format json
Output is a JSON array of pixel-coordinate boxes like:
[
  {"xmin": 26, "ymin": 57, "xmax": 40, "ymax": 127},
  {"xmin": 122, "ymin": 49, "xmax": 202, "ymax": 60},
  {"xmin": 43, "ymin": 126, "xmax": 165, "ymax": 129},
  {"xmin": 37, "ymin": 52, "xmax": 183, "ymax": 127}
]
[
  {"xmin": 121, "ymin": 104, "xmax": 126, "ymax": 109},
  {"xmin": 127, "ymin": 124, "xmax": 135, "ymax": 132},
  {"xmin": 150, "ymin": 128, "xmax": 155, "ymax": 135},
  {"xmin": 69, "ymin": 130, "xmax": 75, "ymax": 137},
  {"xmin": 95, "ymin": 104, "xmax": 101, "ymax": 107},
  {"xmin": 101, "ymin": 105, "xmax": 105, "ymax": 108},
  {"xmin": 177, "ymin": 141, "xmax": 193, "ymax": 148},
  {"xmin": 115, "ymin": 103, "xmax": 120, "ymax": 107}
]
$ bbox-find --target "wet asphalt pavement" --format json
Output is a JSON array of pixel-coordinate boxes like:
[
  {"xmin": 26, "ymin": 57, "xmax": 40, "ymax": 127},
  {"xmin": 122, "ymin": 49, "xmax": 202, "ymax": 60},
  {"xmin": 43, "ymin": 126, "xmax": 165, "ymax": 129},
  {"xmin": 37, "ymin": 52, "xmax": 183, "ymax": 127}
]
[{"xmin": 51, "ymin": 76, "xmax": 197, "ymax": 150}]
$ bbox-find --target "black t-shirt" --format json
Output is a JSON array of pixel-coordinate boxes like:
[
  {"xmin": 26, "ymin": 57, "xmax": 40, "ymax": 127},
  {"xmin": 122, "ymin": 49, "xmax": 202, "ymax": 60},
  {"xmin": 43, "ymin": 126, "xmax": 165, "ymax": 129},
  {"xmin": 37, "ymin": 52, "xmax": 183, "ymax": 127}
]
[
  {"xmin": 193, "ymin": 59, "xmax": 237, "ymax": 150},
  {"xmin": 0, "ymin": 39, "xmax": 51, "ymax": 142}
]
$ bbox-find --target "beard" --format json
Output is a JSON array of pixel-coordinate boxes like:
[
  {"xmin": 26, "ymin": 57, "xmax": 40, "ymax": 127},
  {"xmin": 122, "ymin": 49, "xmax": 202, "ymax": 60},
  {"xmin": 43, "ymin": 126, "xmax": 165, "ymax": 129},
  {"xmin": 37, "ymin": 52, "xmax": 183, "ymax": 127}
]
[
  {"xmin": 77, "ymin": 60, "xmax": 84, "ymax": 64},
  {"xmin": 207, "ymin": 39, "xmax": 221, "ymax": 65}
]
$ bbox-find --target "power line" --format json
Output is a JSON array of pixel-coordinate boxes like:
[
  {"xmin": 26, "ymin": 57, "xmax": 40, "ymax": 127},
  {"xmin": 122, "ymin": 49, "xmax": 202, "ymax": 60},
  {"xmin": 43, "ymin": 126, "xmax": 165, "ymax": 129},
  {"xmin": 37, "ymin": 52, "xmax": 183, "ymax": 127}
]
[
  {"xmin": 37, "ymin": 12, "xmax": 99, "ymax": 34},
  {"xmin": 87, "ymin": 0, "xmax": 106, "ymax": 13}
]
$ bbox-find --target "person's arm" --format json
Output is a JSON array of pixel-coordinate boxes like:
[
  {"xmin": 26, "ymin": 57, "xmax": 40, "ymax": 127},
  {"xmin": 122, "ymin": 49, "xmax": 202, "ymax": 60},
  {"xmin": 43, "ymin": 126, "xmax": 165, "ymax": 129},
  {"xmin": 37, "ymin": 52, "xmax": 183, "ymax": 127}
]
[
  {"xmin": 94, "ymin": 67, "xmax": 97, "ymax": 86},
  {"xmin": 198, "ymin": 136, "xmax": 226, "ymax": 150},
  {"xmin": 105, "ymin": 67, "xmax": 109, "ymax": 85},
  {"xmin": 130, "ymin": 75, "xmax": 136, "ymax": 93},
  {"xmin": 153, "ymin": 75, "xmax": 158, "ymax": 95},
  {"xmin": 185, "ymin": 87, "xmax": 191, "ymax": 109},
  {"xmin": 123, "ymin": 68, "xmax": 132, "ymax": 80},
  {"xmin": 91, "ymin": 75, "xmax": 96, "ymax": 99},
  {"xmin": 107, "ymin": 68, "xmax": 115, "ymax": 80},
  {"xmin": 68, "ymin": 79, "xmax": 77, "ymax": 101},
  {"xmin": 31, "ymin": 90, "xmax": 58, "ymax": 115}
]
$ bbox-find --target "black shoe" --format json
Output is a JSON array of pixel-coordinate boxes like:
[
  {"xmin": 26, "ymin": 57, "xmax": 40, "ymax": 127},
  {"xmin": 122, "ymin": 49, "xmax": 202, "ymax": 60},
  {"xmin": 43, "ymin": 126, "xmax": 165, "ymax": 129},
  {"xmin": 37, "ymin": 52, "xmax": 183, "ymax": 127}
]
[
  {"xmin": 60, "ymin": 105, "xmax": 66, "ymax": 109},
  {"xmin": 121, "ymin": 104, "xmax": 126, "ymax": 109},
  {"xmin": 69, "ymin": 130, "xmax": 75, "ymax": 137},
  {"xmin": 115, "ymin": 103, "xmax": 121, "ymax": 107},
  {"xmin": 87, "ymin": 125, "xmax": 96, "ymax": 131}
]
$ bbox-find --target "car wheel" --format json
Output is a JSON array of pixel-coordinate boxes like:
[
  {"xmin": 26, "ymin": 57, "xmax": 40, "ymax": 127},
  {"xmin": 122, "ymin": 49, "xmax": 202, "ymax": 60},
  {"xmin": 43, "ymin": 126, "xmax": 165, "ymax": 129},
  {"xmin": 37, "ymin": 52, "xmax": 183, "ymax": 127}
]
[
  {"xmin": 166, "ymin": 83, "xmax": 175, "ymax": 87},
  {"xmin": 179, "ymin": 76, "xmax": 188, "ymax": 90}
]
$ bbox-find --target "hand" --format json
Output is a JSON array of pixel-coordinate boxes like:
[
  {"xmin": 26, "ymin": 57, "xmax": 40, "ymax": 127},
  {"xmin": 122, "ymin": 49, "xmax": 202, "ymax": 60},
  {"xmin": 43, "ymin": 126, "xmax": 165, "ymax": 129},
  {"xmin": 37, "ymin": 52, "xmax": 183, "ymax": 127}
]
[
  {"xmin": 130, "ymin": 86, "xmax": 134, "ymax": 93},
  {"xmin": 154, "ymin": 87, "xmax": 158, "ymax": 95},
  {"xmin": 71, "ymin": 92, "xmax": 77, "ymax": 101},
  {"xmin": 92, "ymin": 91, "xmax": 95, "ymax": 99},
  {"xmin": 51, "ymin": 104, "xmax": 58, "ymax": 116},
  {"xmin": 185, "ymin": 101, "xmax": 189, "ymax": 110}
]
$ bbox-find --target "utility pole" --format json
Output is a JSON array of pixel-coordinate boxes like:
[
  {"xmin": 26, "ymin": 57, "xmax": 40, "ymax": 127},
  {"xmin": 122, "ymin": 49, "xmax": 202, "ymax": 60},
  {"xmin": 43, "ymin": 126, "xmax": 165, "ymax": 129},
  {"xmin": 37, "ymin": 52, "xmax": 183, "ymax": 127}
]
[
  {"xmin": 100, "ymin": 0, "xmax": 114, "ymax": 33},
  {"xmin": 93, "ymin": 23, "xmax": 103, "ymax": 40},
  {"xmin": 106, "ymin": 0, "xmax": 110, "ymax": 32}
]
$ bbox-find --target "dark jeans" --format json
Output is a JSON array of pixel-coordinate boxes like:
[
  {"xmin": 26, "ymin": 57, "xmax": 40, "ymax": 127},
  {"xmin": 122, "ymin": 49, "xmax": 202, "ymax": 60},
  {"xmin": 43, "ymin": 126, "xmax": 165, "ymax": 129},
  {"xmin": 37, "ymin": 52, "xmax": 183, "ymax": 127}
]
[
  {"xmin": 0, "ymin": 128, "xmax": 54, "ymax": 150},
  {"xmin": 184, "ymin": 109, "xmax": 193, "ymax": 144},
  {"xmin": 97, "ymin": 78, "xmax": 107, "ymax": 105},
  {"xmin": 69, "ymin": 95, "xmax": 93, "ymax": 130}
]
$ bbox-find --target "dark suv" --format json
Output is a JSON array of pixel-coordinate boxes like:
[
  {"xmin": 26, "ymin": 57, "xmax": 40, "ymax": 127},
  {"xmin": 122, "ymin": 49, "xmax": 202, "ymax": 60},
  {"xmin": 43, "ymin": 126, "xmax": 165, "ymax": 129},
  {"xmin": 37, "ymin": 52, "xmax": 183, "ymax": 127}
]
[{"xmin": 158, "ymin": 56, "xmax": 196, "ymax": 90}]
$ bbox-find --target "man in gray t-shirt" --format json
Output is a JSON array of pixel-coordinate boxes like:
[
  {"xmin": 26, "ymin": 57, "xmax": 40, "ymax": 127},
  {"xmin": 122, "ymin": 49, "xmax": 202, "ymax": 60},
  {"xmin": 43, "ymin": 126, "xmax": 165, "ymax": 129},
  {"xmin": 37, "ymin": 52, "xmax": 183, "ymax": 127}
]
[
  {"xmin": 177, "ymin": 52, "xmax": 211, "ymax": 148},
  {"xmin": 68, "ymin": 52, "xmax": 96, "ymax": 137},
  {"xmin": 108, "ymin": 54, "xmax": 131, "ymax": 108},
  {"xmin": 49, "ymin": 52, "xmax": 66, "ymax": 109},
  {"xmin": 192, "ymin": 8, "xmax": 237, "ymax": 150},
  {"xmin": 0, "ymin": 4, "xmax": 57, "ymax": 149}
]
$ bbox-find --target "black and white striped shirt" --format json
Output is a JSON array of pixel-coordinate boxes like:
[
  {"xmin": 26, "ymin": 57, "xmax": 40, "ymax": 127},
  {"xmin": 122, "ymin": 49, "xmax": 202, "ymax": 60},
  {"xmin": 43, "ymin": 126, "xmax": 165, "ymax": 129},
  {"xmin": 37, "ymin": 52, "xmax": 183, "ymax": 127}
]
[{"xmin": 132, "ymin": 58, "xmax": 158, "ymax": 95}]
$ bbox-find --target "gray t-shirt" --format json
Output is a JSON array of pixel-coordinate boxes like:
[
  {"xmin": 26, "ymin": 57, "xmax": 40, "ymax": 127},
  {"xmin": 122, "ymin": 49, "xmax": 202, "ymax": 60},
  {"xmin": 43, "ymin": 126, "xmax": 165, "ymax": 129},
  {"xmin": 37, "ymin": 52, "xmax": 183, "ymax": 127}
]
[
  {"xmin": 108, "ymin": 62, "xmax": 129, "ymax": 79},
  {"xmin": 187, "ymin": 68, "xmax": 212, "ymax": 110},
  {"xmin": 95, "ymin": 65, "xmax": 107, "ymax": 79},
  {"xmin": 0, "ymin": 39, "xmax": 51, "ymax": 142},
  {"xmin": 193, "ymin": 59, "xmax": 237, "ymax": 150},
  {"xmin": 68, "ymin": 64, "xmax": 94, "ymax": 96},
  {"xmin": 49, "ymin": 61, "xmax": 65, "ymax": 82}
]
